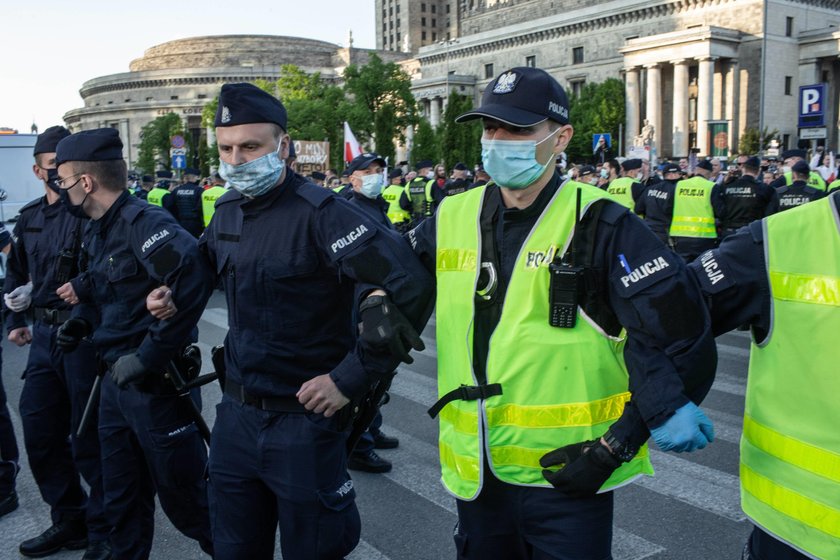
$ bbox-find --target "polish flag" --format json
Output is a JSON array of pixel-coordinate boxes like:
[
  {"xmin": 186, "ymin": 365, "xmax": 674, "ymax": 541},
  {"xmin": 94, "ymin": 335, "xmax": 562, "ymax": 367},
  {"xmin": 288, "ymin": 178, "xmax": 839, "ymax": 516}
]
[{"xmin": 344, "ymin": 122, "xmax": 362, "ymax": 163}]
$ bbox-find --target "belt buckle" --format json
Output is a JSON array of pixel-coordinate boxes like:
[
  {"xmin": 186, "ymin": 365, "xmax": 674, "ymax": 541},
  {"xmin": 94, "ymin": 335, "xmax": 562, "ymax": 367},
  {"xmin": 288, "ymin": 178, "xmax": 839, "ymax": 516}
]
[{"xmin": 45, "ymin": 309, "xmax": 57, "ymax": 324}]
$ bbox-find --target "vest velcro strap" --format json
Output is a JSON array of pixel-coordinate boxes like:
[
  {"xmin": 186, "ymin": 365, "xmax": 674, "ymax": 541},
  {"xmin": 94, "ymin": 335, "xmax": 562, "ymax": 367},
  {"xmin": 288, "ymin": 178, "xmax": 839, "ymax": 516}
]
[{"xmin": 427, "ymin": 383, "xmax": 503, "ymax": 418}]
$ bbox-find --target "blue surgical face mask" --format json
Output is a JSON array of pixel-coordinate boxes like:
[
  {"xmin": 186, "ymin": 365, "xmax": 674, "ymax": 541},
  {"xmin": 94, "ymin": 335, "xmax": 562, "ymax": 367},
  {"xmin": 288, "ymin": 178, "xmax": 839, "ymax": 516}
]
[
  {"xmin": 219, "ymin": 148, "xmax": 285, "ymax": 198},
  {"xmin": 359, "ymin": 173, "xmax": 384, "ymax": 199},
  {"xmin": 600, "ymin": 168, "xmax": 610, "ymax": 179},
  {"xmin": 481, "ymin": 128, "xmax": 558, "ymax": 189}
]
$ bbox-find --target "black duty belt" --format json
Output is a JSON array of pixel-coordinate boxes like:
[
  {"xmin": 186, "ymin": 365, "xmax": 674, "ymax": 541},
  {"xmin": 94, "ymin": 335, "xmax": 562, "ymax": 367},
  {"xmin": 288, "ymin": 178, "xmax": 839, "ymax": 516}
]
[
  {"xmin": 427, "ymin": 383, "xmax": 503, "ymax": 419},
  {"xmin": 224, "ymin": 380, "xmax": 308, "ymax": 413},
  {"xmin": 33, "ymin": 307, "xmax": 72, "ymax": 325}
]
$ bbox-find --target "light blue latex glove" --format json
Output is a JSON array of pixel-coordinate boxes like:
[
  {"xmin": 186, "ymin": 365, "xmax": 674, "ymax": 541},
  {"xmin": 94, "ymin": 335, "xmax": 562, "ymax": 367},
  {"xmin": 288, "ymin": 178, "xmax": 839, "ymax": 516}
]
[{"xmin": 650, "ymin": 402, "xmax": 715, "ymax": 452}]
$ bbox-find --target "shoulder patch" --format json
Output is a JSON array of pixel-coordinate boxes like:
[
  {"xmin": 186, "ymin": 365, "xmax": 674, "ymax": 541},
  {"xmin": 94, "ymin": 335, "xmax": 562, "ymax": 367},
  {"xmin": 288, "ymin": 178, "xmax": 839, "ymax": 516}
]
[
  {"xmin": 328, "ymin": 222, "xmax": 375, "ymax": 258},
  {"xmin": 611, "ymin": 247, "xmax": 679, "ymax": 298},
  {"xmin": 296, "ymin": 182, "xmax": 333, "ymax": 208},
  {"xmin": 138, "ymin": 226, "xmax": 178, "ymax": 258},
  {"xmin": 693, "ymin": 249, "xmax": 734, "ymax": 294}
]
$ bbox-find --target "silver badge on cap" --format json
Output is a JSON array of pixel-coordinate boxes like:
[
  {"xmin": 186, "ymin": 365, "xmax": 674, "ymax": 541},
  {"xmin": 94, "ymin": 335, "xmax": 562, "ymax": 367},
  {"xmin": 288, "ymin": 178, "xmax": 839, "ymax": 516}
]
[
  {"xmin": 221, "ymin": 106, "xmax": 231, "ymax": 124},
  {"xmin": 493, "ymin": 72, "xmax": 518, "ymax": 94}
]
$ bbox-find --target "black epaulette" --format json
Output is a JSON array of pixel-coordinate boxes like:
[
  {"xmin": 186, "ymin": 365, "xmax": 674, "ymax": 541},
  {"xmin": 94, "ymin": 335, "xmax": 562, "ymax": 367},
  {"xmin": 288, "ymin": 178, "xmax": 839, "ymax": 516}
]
[
  {"xmin": 296, "ymin": 182, "xmax": 333, "ymax": 208},
  {"xmin": 120, "ymin": 197, "xmax": 146, "ymax": 224},
  {"xmin": 215, "ymin": 189, "xmax": 243, "ymax": 207},
  {"xmin": 776, "ymin": 186, "xmax": 790, "ymax": 196},
  {"xmin": 748, "ymin": 220, "xmax": 765, "ymax": 244},
  {"xmin": 18, "ymin": 197, "xmax": 43, "ymax": 215}
]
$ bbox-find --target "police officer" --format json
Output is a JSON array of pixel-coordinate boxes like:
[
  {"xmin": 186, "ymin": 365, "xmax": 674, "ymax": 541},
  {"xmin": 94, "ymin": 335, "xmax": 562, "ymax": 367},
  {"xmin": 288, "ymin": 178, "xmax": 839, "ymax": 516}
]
[
  {"xmin": 199, "ymin": 83, "xmax": 433, "ymax": 559},
  {"xmin": 576, "ymin": 164, "xmax": 598, "ymax": 186},
  {"xmin": 135, "ymin": 175, "xmax": 154, "ymax": 201},
  {"xmin": 712, "ymin": 156, "xmax": 778, "ymax": 239},
  {"xmin": 407, "ymin": 67, "xmax": 716, "ymax": 559},
  {"xmin": 470, "ymin": 163, "xmax": 490, "ymax": 189},
  {"xmin": 405, "ymin": 159, "xmax": 435, "ymax": 227},
  {"xmin": 669, "ymin": 159, "xmax": 717, "ymax": 262},
  {"xmin": 4, "ymin": 126, "xmax": 110, "ymax": 559},
  {"xmin": 636, "ymin": 162, "xmax": 680, "ymax": 244},
  {"xmin": 444, "ymin": 162, "xmax": 471, "ymax": 196},
  {"xmin": 171, "ymin": 167, "xmax": 204, "ymax": 237},
  {"xmin": 776, "ymin": 160, "xmax": 824, "ymax": 212},
  {"xmin": 382, "ymin": 168, "xmax": 412, "ymax": 232},
  {"xmin": 310, "ymin": 171, "xmax": 326, "ymax": 187},
  {"xmin": 606, "ymin": 158, "xmax": 645, "ymax": 210},
  {"xmin": 146, "ymin": 170, "xmax": 175, "ymax": 214},
  {"xmin": 688, "ymin": 190, "xmax": 840, "ymax": 560},
  {"xmin": 53, "ymin": 128, "xmax": 214, "ymax": 560},
  {"xmin": 0, "ymin": 223, "xmax": 20, "ymax": 522},
  {"xmin": 201, "ymin": 173, "xmax": 227, "ymax": 228},
  {"xmin": 769, "ymin": 149, "xmax": 827, "ymax": 192}
]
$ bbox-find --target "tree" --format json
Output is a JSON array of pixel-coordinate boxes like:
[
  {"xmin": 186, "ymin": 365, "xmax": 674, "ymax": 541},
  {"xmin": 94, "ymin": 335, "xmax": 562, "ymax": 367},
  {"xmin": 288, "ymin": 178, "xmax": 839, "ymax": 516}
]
[
  {"xmin": 739, "ymin": 127, "xmax": 779, "ymax": 155},
  {"xmin": 566, "ymin": 78, "xmax": 625, "ymax": 164},
  {"xmin": 343, "ymin": 53, "xmax": 418, "ymax": 155},
  {"xmin": 412, "ymin": 118, "xmax": 439, "ymax": 165},
  {"xmin": 137, "ymin": 113, "xmax": 184, "ymax": 175},
  {"xmin": 439, "ymin": 92, "xmax": 481, "ymax": 169},
  {"xmin": 373, "ymin": 103, "xmax": 397, "ymax": 164}
]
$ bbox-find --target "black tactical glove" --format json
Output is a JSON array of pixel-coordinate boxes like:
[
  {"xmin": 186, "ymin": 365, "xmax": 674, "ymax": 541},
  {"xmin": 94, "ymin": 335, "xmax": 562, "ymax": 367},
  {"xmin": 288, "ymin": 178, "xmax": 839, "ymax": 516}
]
[
  {"xmin": 111, "ymin": 353, "xmax": 150, "ymax": 388},
  {"xmin": 56, "ymin": 318, "xmax": 92, "ymax": 353},
  {"xmin": 359, "ymin": 294, "xmax": 424, "ymax": 364},
  {"xmin": 539, "ymin": 439, "xmax": 621, "ymax": 498}
]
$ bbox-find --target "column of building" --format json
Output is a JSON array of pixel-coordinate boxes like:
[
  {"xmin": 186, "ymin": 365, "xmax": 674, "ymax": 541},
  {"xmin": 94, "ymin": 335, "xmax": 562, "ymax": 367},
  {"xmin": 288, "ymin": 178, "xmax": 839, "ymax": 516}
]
[
  {"xmin": 672, "ymin": 59, "xmax": 689, "ymax": 157},
  {"xmin": 645, "ymin": 63, "xmax": 662, "ymax": 155},
  {"xmin": 696, "ymin": 56, "xmax": 716, "ymax": 156},
  {"xmin": 724, "ymin": 59, "xmax": 739, "ymax": 155},
  {"xmin": 624, "ymin": 67, "xmax": 640, "ymax": 151}
]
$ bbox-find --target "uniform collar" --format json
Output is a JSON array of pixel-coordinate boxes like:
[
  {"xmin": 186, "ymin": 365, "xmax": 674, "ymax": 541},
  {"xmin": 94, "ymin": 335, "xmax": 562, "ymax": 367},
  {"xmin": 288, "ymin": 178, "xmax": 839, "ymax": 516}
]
[
  {"xmin": 92, "ymin": 190, "xmax": 130, "ymax": 235},
  {"xmin": 499, "ymin": 172, "xmax": 560, "ymax": 222}
]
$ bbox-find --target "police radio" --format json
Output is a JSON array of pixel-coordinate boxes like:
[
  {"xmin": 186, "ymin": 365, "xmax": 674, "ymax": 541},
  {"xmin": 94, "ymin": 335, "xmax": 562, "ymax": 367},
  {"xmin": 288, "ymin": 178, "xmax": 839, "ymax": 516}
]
[
  {"xmin": 548, "ymin": 188, "xmax": 584, "ymax": 328},
  {"xmin": 54, "ymin": 250, "xmax": 77, "ymax": 285}
]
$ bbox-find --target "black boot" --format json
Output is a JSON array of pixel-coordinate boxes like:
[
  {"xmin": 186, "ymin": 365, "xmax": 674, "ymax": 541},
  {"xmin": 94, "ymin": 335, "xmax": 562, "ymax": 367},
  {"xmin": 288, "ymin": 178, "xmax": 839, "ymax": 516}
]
[
  {"xmin": 82, "ymin": 540, "xmax": 112, "ymax": 560},
  {"xmin": 19, "ymin": 518, "xmax": 88, "ymax": 558},
  {"xmin": 348, "ymin": 450, "xmax": 393, "ymax": 473},
  {"xmin": 0, "ymin": 491, "xmax": 18, "ymax": 519}
]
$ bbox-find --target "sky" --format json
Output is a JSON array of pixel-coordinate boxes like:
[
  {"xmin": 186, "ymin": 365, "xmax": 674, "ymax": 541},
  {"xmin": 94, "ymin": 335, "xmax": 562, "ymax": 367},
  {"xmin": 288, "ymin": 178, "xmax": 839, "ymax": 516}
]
[{"xmin": 0, "ymin": 1, "xmax": 377, "ymax": 133}]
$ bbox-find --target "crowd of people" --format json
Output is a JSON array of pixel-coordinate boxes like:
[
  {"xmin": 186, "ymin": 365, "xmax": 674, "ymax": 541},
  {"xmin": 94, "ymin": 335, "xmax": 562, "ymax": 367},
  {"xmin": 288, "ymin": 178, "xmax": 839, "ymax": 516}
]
[{"xmin": 0, "ymin": 66, "xmax": 834, "ymax": 560}]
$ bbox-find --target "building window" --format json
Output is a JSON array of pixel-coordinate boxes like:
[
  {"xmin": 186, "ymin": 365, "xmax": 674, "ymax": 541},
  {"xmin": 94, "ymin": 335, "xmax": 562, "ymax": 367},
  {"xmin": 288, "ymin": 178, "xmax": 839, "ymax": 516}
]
[
  {"xmin": 784, "ymin": 76, "xmax": 792, "ymax": 95},
  {"xmin": 823, "ymin": 70, "xmax": 830, "ymax": 83},
  {"xmin": 422, "ymin": 31, "xmax": 427, "ymax": 40},
  {"xmin": 197, "ymin": 94, "xmax": 207, "ymax": 99},
  {"xmin": 446, "ymin": 3, "xmax": 450, "ymax": 12},
  {"xmin": 397, "ymin": 32, "xmax": 401, "ymax": 42},
  {"xmin": 485, "ymin": 63, "xmax": 494, "ymax": 79},
  {"xmin": 171, "ymin": 95, "xmax": 179, "ymax": 100},
  {"xmin": 397, "ymin": 18, "xmax": 400, "ymax": 27},
  {"xmin": 432, "ymin": 32, "xmax": 437, "ymax": 41},
  {"xmin": 572, "ymin": 47, "xmax": 584, "ymax": 65},
  {"xmin": 383, "ymin": 23, "xmax": 387, "ymax": 32},
  {"xmin": 785, "ymin": 16, "xmax": 793, "ymax": 37},
  {"xmin": 432, "ymin": 18, "xmax": 436, "ymax": 27},
  {"xmin": 124, "ymin": 98, "xmax": 131, "ymax": 103},
  {"xmin": 525, "ymin": 55, "xmax": 536, "ymax": 67},
  {"xmin": 396, "ymin": 4, "xmax": 400, "ymax": 12},
  {"xmin": 447, "ymin": 32, "xmax": 451, "ymax": 40},
  {"xmin": 432, "ymin": 4, "xmax": 436, "ymax": 12},
  {"xmin": 146, "ymin": 96, "xmax": 153, "ymax": 101},
  {"xmin": 571, "ymin": 81, "xmax": 585, "ymax": 97},
  {"xmin": 422, "ymin": 16, "xmax": 426, "ymax": 25},
  {"xmin": 421, "ymin": 2, "xmax": 426, "ymax": 11},
  {"xmin": 782, "ymin": 134, "xmax": 790, "ymax": 150},
  {"xmin": 389, "ymin": 6, "xmax": 392, "ymax": 15}
]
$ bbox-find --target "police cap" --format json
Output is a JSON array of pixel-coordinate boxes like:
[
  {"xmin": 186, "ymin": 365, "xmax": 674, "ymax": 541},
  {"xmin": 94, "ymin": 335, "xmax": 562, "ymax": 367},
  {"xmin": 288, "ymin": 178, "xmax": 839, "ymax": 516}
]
[
  {"xmin": 662, "ymin": 163, "xmax": 681, "ymax": 175},
  {"xmin": 142, "ymin": 175, "xmax": 154, "ymax": 183},
  {"xmin": 346, "ymin": 152, "xmax": 386, "ymax": 174},
  {"xmin": 577, "ymin": 165, "xmax": 596, "ymax": 177},
  {"xmin": 791, "ymin": 160, "xmax": 810, "ymax": 174},
  {"xmin": 156, "ymin": 170, "xmax": 173, "ymax": 179},
  {"xmin": 453, "ymin": 162, "xmax": 468, "ymax": 171},
  {"xmin": 214, "ymin": 83, "xmax": 287, "ymax": 131},
  {"xmin": 743, "ymin": 156, "xmax": 761, "ymax": 169},
  {"xmin": 388, "ymin": 168, "xmax": 403, "ymax": 179},
  {"xmin": 696, "ymin": 159, "xmax": 713, "ymax": 172},
  {"xmin": 184, "ymin": 167, "xmax": 200, "ymax": 176},
  {"xmin": 781, "ymin": 149, "xmax": 807, "ymax": 160},
  {"xmin": 311, "ymin": 171, "xmax": 326, "ymax": 181},
  {"xmin": 415, "ymin": 159, "xmax": 433, "ymax": 170},
  {"xmin": 456, "ymin": 67, "xmax": 570, "ymax": 127},
  {"xmin": 33, "ymin": 125, "xmax": 71, "ymax": 155},
  {"xmin": 55, "ymin": 128, "xmax": 123, "ymax": 166},
  {"xmin": 621, "ymin": 158, "xmax": 642, "ymax": 172}
]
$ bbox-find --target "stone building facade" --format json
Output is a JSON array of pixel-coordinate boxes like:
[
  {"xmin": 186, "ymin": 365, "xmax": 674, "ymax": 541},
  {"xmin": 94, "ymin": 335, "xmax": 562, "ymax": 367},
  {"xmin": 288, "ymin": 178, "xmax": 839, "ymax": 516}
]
[
  {"xmin": 64, "ymin": 35, "xmax": 407, "ymax": 170},
  {"xmin": 376, "ymin": 0, "xmax": 460, "ymax": 53},
  {"xmin": 410, "ymin": 0, "xmax": 840, "ymax": 159}
]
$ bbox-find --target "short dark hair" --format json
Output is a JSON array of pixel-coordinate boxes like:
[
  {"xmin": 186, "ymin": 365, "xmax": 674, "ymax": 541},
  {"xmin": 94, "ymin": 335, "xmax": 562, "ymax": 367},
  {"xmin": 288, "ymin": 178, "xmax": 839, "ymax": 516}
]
[
  {"xmin": 72, "ymin": 160, "xmax": 128, "ymax": 192},
  {"xmin": 606, "ymin": 159, "xmax": 620, "ymax": 176}
]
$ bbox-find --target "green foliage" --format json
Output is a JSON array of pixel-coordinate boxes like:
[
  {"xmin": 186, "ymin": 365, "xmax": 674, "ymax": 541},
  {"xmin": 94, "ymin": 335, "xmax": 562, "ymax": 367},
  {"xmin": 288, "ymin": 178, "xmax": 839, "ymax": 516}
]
[
  {"xmin": 566, "ymin": 78, "xmax": 625, "ymax": 163},
  {"xmin": 739, "ymin": 127, "xmax": 779, "ymax": 155},
  {"xmin": 439, "ymin": 92, "xmax": 481, "ymax": 169},
  {"xmin": 343, "ymin": 53, "xmax": 418, "ymax": 148},
  {"xmin": 412, "ymin": 119, "xmax": 439, "ymax": 165},
  {"xmin": 374, "ymin": 103, "xmax": 397, "ymax": 164},
  {"xmin": 137, "ymin": 113, "xmax": 184, "ymax": 175}
]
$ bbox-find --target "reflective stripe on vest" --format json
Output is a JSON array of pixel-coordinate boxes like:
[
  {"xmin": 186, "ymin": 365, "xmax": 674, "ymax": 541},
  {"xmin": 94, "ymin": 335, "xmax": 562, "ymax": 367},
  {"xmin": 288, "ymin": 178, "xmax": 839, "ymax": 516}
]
[
  {"xmin": 742, "ymin": 195, "xmax": 840, "ymax": 559},
  {"xmin": 784, "ymin": 171, "xmax": 827, "ymax": 191},
  {"xmin": 382, "ymin": 185, "xmax": 410, "ymax": 223},
  {"xmin": 435, "ymin": 181, "xmax": 654, "ymax": 500},
  {"xmin": 146, "ymin": 188, "xmax": 169, "ymax": 207},
  {"xmin": 202, "ymin": 186, "xmax": 227, "ymax": 227},
  {"xmin": 606, "ymin": 177, "xmax": 636, "ymax": 210},
  {"xmin": 669, "ymin": 176, "xmax": 717, "ymax": 238}
]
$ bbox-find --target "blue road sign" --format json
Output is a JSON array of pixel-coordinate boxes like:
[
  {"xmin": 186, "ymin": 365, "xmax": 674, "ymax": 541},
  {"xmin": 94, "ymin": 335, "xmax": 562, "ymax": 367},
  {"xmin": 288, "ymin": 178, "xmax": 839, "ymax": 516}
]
[
  {"xmin": 172, "ymin": 154, "xmax": 186, "ymax": 169},
  {"xmin": 798, "ymin": 84, "xmax": 825, "ymax": 128},
  {"xmin": 593, "ymin": 133, "xmax": 612, "ymax": 153}
]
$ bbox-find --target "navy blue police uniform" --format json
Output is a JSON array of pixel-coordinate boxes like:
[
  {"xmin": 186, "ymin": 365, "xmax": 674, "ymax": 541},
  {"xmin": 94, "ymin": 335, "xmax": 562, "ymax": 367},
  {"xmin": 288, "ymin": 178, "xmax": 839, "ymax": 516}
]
[
  {"xmin": 172, "ymin": 170, "xmax": 205, "ymax": 237},
  {"xmin": 711, "ymin": 158, "xmax": 779, "ymax": 239},
  {"xmin": 56, "ymin": 129, "xmax": 214, "ymax": 560},
  {"xmin": 408, "ymin": 172, "xmax": 717, "ymax": 559},
  {"xmin": 201, "ymin": 83, "xmax": 434, "ymax": 560},
  {"xmin": 776, "ymin": 180, "xmax": 824, "ymax": 212},
  {"xmin": 635, "ymin": 169, "xmax": 676, "ymax": 244},
  {"xmin": 5, "ymin": 193, "xmax": 109, "ymax": 551},
  {"xmin": 0, "ymin": 222, "xmax": 20, "ymax": 518},
  {"xmin": 686, "ymin": 193, "xmax": 840, "ymax": 560}
]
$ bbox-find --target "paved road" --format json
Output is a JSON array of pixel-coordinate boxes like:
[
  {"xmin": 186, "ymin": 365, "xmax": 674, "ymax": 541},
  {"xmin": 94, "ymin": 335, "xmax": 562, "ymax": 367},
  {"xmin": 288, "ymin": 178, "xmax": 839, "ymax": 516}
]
[{"xmin": 0, "ymin": 291, "xmax": 753, "ymax": 559}]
